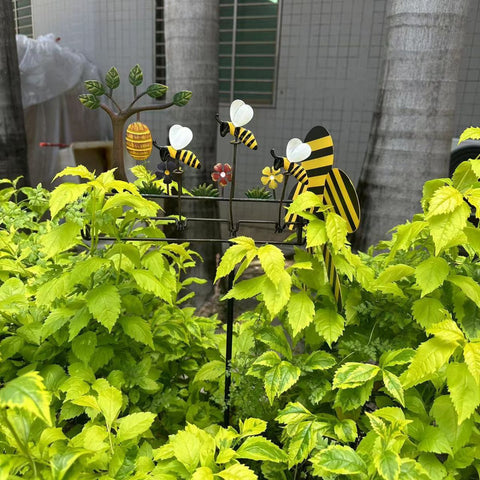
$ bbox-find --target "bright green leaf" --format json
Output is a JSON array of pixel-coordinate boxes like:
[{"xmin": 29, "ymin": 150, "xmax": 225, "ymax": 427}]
[
  {"xmin": 448, "ymin": 274, "xmax": 480, "ymax": 308},
  {"xmin": 464, "ymin": 342, "xmax": 480, "ymax": 382},
  {"xmin": 264, "ymin": 361, "xmax": 301, "ymax": 404},
  {"xmin": 118, "ymin": 316, "xmax": 154, "ymax": 348},
  {"xmin": 86, "ymin": 284, "xmax": 121, "ymax": 332},
  {"xmin": 446, "ymin": 362, "xmax": 480, "ymax": 424},
  {"xmin": 333, "ymin": 362, "xmax": 380, "ymax": 390},
  {"xmin": 97, "ymin": 386, "xmax": 123, "ymax": 428},
  {"xmin": 427, "ymin": 186, "xmax": 464, "ymax": 217},
  {"xmin": 314, "ymin": 308, "xmax": 344, "ymax": 347},
  {"xmin": 40, "ymin": 222, "xmax": 82, "ymax": 259},
  {"xmin": 326, "ymin": 212, "xmax": 348, "ymax": 251},
  {"xmin": 116, "ymin": 412, "xmax": 156, "ymax": 442},
  {"xmin": 49, "ymin": 183, "xmax": 89, "ymax": 218},
  {"xmin": 382, "ymin": 370, "xmax": 405, "ymax": 406},
  {"xmin": 415, "ymin": 257, "xmax": 450, "ymax": 297},
  {"xmin": 257, "ymin": 244, "xmax": 285, "ymax": 286},
  {"xmin": 311, "ymin": 445, "xmax": 367, "ymax": 476},
  {"xmin": 287, "ymin": 291, "xmax": 315, "ymax": 336},
  {"xmin": 236, "ymin": 436, "xmax": 287, "ymax": 462},
  {"xmin": 72, "ymin": 331, "xmax": 97, "ymax": 363},
  {"xmin": 217, "ymin": 463, "xmax": 257, "ymax": 480}
]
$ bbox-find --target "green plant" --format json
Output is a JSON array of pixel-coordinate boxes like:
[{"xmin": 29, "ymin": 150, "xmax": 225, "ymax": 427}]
[
  {"xmin": 245, "ymin": 187, "xmax": 272, "ymax": 199},
  {"xmin": 191, "ymin": 183, "xmax": 219, "ymax": 197}
]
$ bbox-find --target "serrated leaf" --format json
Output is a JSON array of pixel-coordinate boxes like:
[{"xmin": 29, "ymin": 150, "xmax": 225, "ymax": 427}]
[
  {"xmin": 262, "ymin": 274, "xmax": 291, "ymax": 317},
  {"xmin": 426, "ymin": 319, "xmax": 465, "ymax": 344},
  {"xmin": 412, "ymin": 297, "xmax": 447, "ymax": 329},
  {"xmin": 146, "ymin": 83, "xmax": 168, "ymax": 98},
  {"xmin": 239, "ymin": 418, "xmax": 267, "ymax": 437},
  {"xmin": 78, "ymin": 93, "xmax": 100, "ymax": 109},
  {"xmin": 103, "ymin": 192, "xmax": 159, "ymax": 217},
  {"xmin": 118, "ymin": 316, "xmax": 153, "ymax": 348},
  {"xmin": 173, "ymin": 90, "xmax": 192, "ymax": 106},
  {"xmin": 374, "ymin": 448, "xmax": 400, "ymax": 480},
  {"xmin": 53, "ymin": 165, "xmax": 95, "ymax": 181},
  {"xmin": 116, "ymin": 412, "xmax": 156, "ymax": 442},
  {"xmin": 464, "ymin": 342, "xmax": 480, "ymax": 382},
  {"xmin": 415, "ymin": 257, "xmax": 450, "ymax": 297},
  {"xmin": 193, "ymin": 360, "xmax": 224, "ymax": 383},
  {"xmin": 314, "ymin": 308, "xmax": 344, "ymax": 347},
  {"xmin": 401, "ymin": 337, "xmax": 459, "ymax": 389},
  {"xmin": 333, "ymin": 362, "xmax": 380, "ymax": 389},
  {"xmin": 334, "ymin": 380, "xmax": 374, "ymax": 411},
  {"xmin": 257, "ymin": 244, "xmax": 285, "ymax": 286},
  {"xmin": 49, "ymin": 182, "xmax": 89, "ymax": 218},
  {"xmin": 427, "ymin": 185, "xmax": 464, "ymax": 217},
  {"xmin": 51, "ymin": 449, "xmax": 89, "ymax": 480},
  {"xmin": 40, "ymin": 221, "xmax": 82, "ymax": 259},
  {"xmin": 377, "ymin": 264, "xmax": 415, "ymax": 285},
  {"xmin": 256, "ymin": 326, "xmax": 292, "ymax": 360},
  {"xmin": 380, "ymin": 349, "xmax": 415, "ymax": 368},
  {"xmin": 97, "ymin": 385, "xmax": 122, "ymax": 428},
  {"xmin": 287, "ymin": 191, "xmax": 324, "ymax": 215},
  {"xmin": 105, "ymin": 66, "xmax": 120, "ymax": 89},
  {"xmin": 326, "ymin": 212, "xmax": 348, "ymax": 251},
  {"xmin": 306, "ymin": 219, "xmax": 327, "ymax": 248},
  {"xmin": 303, "ymin": 351, "xmax": 336, "ymax": 371},
  {"xmin": 382, "ymin": 370, "xmax": 405, "ymax": 406},
  {"xmin": 448, "ymin": 274, "xmax": 480, "ymax": 308},
  {"xmin": 192, "ymin": 467, "xmax": 215, "ymax": 480},
  {"xmin": 86, "ymin": 284, "xmax": 121, "ymax": 332},
  {"xmin": 264, "ymin": 361, "xmax": 300, "ymax": 404},
  {"xmin": 311, "ymin": 445, "xmax": 367, "ymax": 476},
  {"xmin": 276, "ymin": 402, "xmax": 314, "ymax": 425},
  {"xmin": 128, "ymin": 64, "xmax": 143, "ymax": 86},
  {"xmin": 458, "ymin": 126, "xmax": 480, "ymax": 144},
  {"xmin": 0, "ymin": 372, "xmax": 52, "ymax": 426},
  {"xmin": 446, "ymin": 362, "xmax": 480, "ymax": 423},
  {"xmin": 418, "ymin": 426, "xmax": 452, "ymax": 454},
  {"xmin": 72, "ymin": 331, "xmax": 97, "ymax": 363},
  {"xmin": 84, "ymin": 79, "xmax": 105, "ymax": 96},
  {"xmin": 236, "ymin": 436, "xmax": 287, "ymax": 462},
  {"xmin": 452, "ymin": 161, "xmax": 478, "ymax": 192},
  {"xmin": 287, "ymin": 291, "xmax": 315, "ymax": 336},
  {"xmin": 131, "ymin": 269, "xmax": 172, "ymax": 303},
  {"xmin": 286, "ymin": 420, "xmax": 319, "ymax": 467},
  {"xmin": 217, "ymin": 463, "xmax": 257, "ymax": 480},
  {"xmin": 215, "ymin": 244, "xmax": 251, "ymax": 282},
  {"xmin": 334, "ymin": 419, "xmax": 357, "ymax": 443}
]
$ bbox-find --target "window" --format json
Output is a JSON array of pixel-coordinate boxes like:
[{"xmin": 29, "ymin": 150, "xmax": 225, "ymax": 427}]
[
  {"xmin": 219, "ymin": 0, "xmax": 281, "ymax": 106},
  {"xmin": 12, "ymin": 0, "xmax": 33, "ymax": 37},
  {"xmin": 155, "ymin": 0, "xmax": 166, "ymax": 84}
]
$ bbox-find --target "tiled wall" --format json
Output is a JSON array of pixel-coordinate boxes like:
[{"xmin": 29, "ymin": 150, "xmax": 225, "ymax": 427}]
[{"xmin": 31, "ymin": 0, "xmax": 480, "ymax": 190}]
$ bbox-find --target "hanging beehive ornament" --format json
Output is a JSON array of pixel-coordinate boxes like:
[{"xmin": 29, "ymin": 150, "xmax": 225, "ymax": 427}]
[
  {"xmin": 284, "ymin": 126, "xmax": 361, "ymax": 310},
  {"xmin": 125, "ymin": 121, "xmax": 153, "ymax": 161},
  {"xmin": 216, "ymin": 99, "xmax": 258, "ymax": 150}
]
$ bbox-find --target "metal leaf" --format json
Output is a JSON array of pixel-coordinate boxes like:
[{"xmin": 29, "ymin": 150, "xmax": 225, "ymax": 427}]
[
  {"xmin": 173, "ymin": 90, "xmax": 192, "ymax": 107},
  {"xmin": 146, "ymin": 83, "xmax": 168, "ymax": 99},
  {"xmin": 105, "ymin": 67, "xmax": 120, "ymax": 89},
  {"xmin": 84, "ymin": 80, "xmax": 105, "ymax": 96},
  {"xmin": 78, "ymin": 94, "xmax": 100, "ymax": 110},
  {"xmin": 129, "ymin": 64, "xmax": 143, "ymax": 86}
]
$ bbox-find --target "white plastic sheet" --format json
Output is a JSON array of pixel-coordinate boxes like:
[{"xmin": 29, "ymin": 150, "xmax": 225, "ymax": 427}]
[{"xmin": 16, "ymin": 34, "xmax": 111, "ymax": 187}]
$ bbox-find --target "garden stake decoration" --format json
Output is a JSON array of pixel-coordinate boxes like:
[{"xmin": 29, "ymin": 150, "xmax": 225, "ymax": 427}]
[
  {"xmin": 216, "ymin": 100, "xmax": 257, "ymax": 235},
  {"xmin": 284, "ymin": 126, "xmax": 361, "ymax": 309},
  {"xmin": 79, "ymin": 64, "xmax": 192, "ymax": 181},
  {"xmin": 125, "ymin": 121, "xmax": 153, "ymax": 160},
  {"xmin": 153, "ymin": 124, "xmax": 200, "ymax": 227},
  {"xmin": 270, "ymin": 137, "xmax": 311, "ymax": 230}
]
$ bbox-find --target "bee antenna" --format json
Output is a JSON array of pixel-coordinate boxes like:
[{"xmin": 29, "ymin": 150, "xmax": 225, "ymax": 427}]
[
  {"xmin": 215, "ymin": 113, "xmax": 222, "ymax": 125},
  {"xmin": 270, "ymin": 148, "xmax": 277, "ymax": 158},
  {"xmin": 152, "ymin": 140, "xmax": 161, "ymax": 151}
]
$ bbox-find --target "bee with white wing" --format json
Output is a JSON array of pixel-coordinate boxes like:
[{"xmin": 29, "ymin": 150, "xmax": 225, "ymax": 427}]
[
  {"xmin": 153, "ymin": 124, "xmax": 200, "ymax": 169},
  {"xmin": 270, "ymin": 138, "xmax": 311, "ymax": 186},
  {"xmin": 215, "ymin": 99, "xmax": 258, "ymax": 150}
]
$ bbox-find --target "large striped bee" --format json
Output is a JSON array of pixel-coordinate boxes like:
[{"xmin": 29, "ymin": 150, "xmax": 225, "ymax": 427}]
[
  {"xmin": 285, "ymin": 126, "xmax": 361, "ymax": 310},
  {"xmin": 270, "ymin": 137, "xmax": 311, "ymax": 186},
  {"xmin": 153, "ymin": 124, "xmax": 200, "ymax": 169},
  {"xmin": 216, "ymin": 99, "xmax": 258, "ymax": 150}
]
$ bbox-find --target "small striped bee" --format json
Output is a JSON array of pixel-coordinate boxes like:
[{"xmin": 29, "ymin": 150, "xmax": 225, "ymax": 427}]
[
  {"xmin": 153, "ymin": 124, "xmax": 201, "ymax": 169},
  {"xmin": 270, "ymin": 137, "xmax": 311, "ymax": 186},
  {"xmin": 216, "ymin": 99, "xmax": 258, "ymax": 150}
]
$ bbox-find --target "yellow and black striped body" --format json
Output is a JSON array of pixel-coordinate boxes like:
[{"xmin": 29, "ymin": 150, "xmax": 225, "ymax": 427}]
[
  {"xmin": 285, "ymin": 126, "xmax": 335, "ymax": 228},
  {"xmin": 278, "ymin": 158, "xmax": 309, "ymax": 185},
  {"xmin": 322, "ymin": 244, "xmax": 342, "ymax": 310},
  {"xmin": 227, "ymin": 123, "xmax": 258, "ymax": 150},
  {"xmin": 324, "ymin": 168, "xmax": 360, "ymax": 233},
  {"xmin": 167, "ymin": 145, "xmax": 201, "ymax": 169}
]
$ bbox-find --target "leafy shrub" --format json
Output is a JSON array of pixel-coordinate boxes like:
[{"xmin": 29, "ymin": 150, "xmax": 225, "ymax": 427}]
[{"xmin": 1, "ymin": 157, "xmax": 480, "ymax": 478}]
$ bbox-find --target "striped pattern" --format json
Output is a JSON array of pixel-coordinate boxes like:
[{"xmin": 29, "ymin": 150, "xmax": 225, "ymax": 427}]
[
  {"xmin": 167, "ymin": 146, "xmax": 201, "ymax": 169},
  {"xmin": 283, "ymin": 158, "xmax": 309, "ymax": 185},
  {"xmin": 125, "ymin": 122, "xmax": 152, "ymax": 161},
  {"xmin": 322, "ymin": 244, "xmax": 342, "ymax": 310},
  {"xmin": 324, "ymin": 168, "xmax": 360, "ymax": 233},
  {"xmin": 285, "ymin": 126, "xmax": 334, "ymax": 228},
  {"xmin": 228, "ymin": 123, "xmax": 258, "ymax": 150}
]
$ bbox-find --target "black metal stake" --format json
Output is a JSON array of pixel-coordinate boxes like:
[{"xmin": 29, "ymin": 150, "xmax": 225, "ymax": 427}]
[
  {"xmin": 223, "ymin": 269, "xmax": 235, "ymax": 427},
  {"xmin": 276, "ymin": 173, "xmax": 290, "ymax": 231},
  {"xmin": 229, "ymin": 139, "xmax": 240, "ymax": 235}
]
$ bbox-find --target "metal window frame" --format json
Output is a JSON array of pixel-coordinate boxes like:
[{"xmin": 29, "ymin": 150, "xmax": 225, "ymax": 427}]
[{"xmin": 12, "ymin": 0, "xmax": 33, "ymax": 37}]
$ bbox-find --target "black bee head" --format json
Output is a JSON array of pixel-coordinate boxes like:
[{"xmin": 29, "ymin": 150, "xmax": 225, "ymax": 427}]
[
  {"xmin": 159, "ymin": 146, "xmax": 171, "ymax": 162},
  {"xmin": 270, "ymin": 149, "xmax": 283, "ymax": 169},
  {"xmin": 215, "ymin": 113, "xmax": 229, "ymax": 137}
]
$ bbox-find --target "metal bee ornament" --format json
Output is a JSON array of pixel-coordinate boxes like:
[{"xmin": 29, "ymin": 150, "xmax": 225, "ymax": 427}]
[
  {"xmin": 270, "ymin": 138, "xmax": 311, "ymax": 186},
  {"xmin": 125, "ymin": 121, "xmax": 153, "ymax": 160},
  {"xmin": 216, "ymin": 99, "xmax": 258, "ymax": 150},
  {"xmin": 153, "ymin": 124, "xmax": 200, "ymax": 169},
  {"xmin": 285, "ymin": 126, "xmax": 361, "ymax": 310}
]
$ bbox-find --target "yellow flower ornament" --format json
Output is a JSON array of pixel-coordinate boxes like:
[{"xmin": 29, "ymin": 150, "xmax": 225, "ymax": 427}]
[{"xmin": 261, "ymin": 166, "xmax": 284, "ymax": 190}]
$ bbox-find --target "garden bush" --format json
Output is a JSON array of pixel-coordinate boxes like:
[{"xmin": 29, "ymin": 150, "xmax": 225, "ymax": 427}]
[{"xmin": 0, "ymin": 158, "xmax": 479, "ymax": 479}]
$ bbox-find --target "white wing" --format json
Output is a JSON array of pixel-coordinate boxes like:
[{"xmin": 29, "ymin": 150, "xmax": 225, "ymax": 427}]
[
  {"xmin": 286, "ymin": 138, "xmax": 311, "ymax": 163},
  {"xmin": 230, "ymin": 99, "xmax": 254, "ymax": 127},
  {"xmin": 169, "ymin": 124, "xmax": 193, "ymax": 150}
]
